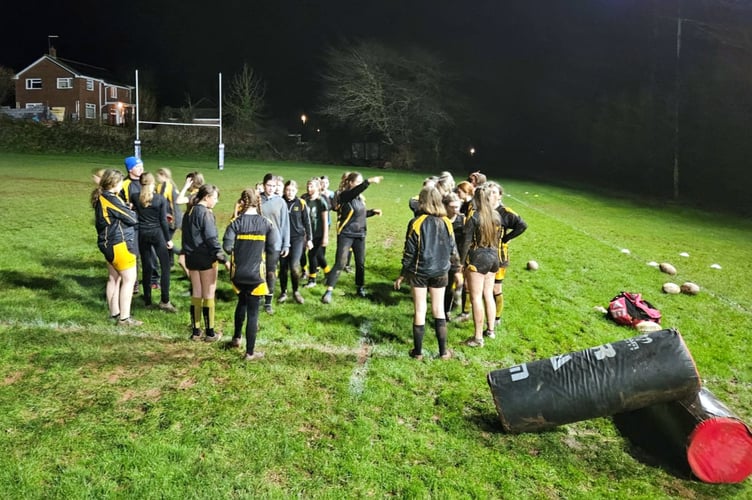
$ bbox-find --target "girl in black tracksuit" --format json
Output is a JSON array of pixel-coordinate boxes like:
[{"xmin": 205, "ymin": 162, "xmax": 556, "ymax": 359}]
[
  {"xmin": 442, "ymin": 192, "xmax": 465, "ymax": 319},
  {"xmin": 321, "ymin": 172, "xmax": 383, "ymax": 304},
  {"xmin": 223, "ymin": 188, "xmax": 279, "ymax": 361},
  {"xmin": 279, "ymin": 180, "xmax": 312, "ymax": 304},
  {"xmin": 133, "ymin": 172, "xmax": 175, "ymax": 310},
  {"xmin": 304, "ymin": 178, "xmax": 330, "ymax": 286}
]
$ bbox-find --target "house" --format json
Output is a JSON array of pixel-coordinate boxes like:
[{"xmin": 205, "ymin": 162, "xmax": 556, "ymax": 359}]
[
  {"xmin": 13, "ymin": 48, "xmax": 134, "ymax": 125},
  {"xmin": 160, "ymin": 97, "xmax": 220, "ymax": 125}
]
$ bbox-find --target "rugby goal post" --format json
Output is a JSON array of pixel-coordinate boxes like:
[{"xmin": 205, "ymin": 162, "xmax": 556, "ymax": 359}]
[{"xmin": 133, "ymin": 70, "xmax": 225, "ymax": 170}]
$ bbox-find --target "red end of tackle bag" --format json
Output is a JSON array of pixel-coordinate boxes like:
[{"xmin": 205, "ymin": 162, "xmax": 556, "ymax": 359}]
[
  {"xmin": 614, "ymin": 387, "xmax": 752, "ymax": 483},
  {"xmin": 487, "ymin": 328, "xmax": 700, "ymax": 433}
]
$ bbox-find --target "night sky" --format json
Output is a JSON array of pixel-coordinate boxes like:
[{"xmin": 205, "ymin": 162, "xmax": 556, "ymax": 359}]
[
  {"xmin": 4, "ymin": 2, "xmax": 749, "ymax": 168},
  {"xmin": 2, "ymin": 1, "xmax": 627, "ymax": 126}
]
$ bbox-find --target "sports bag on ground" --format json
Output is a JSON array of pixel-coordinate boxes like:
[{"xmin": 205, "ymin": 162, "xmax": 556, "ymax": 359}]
[{"xmin": 607, "ymin": 291, "xmax": 662, "ymax": 327}]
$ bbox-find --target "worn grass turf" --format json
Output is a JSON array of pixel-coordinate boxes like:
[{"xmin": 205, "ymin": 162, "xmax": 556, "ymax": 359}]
[{"xmin": 0, "ymin": 152, "xmax": 750, "ymax": 498}]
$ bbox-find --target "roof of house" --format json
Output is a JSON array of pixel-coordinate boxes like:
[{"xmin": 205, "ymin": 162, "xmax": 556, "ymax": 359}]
[{"xmin": 14, "ymin": 55, "xmax": 133, "ymax": 89}]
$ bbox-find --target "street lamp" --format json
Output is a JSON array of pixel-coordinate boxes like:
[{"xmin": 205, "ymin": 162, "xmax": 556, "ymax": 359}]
[{"xmin": 300, "ymin": 114, "xmax": 307, "ymax": 143}]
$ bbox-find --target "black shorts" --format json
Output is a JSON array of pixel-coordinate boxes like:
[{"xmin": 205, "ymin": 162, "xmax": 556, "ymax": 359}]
[
  {"xmin": 185, "ymin": 253, "xmax": 216, "ymax": 271},
  {"xmin": 466, "ymin": 248, "xmax": 500, "ymax": 274},
  {"xmin": 405, "ymin": 272, "xmax": 449, "ymax": 289}
]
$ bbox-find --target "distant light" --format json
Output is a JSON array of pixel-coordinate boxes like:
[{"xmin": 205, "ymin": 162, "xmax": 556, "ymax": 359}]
[
  {"xmin": 316, "ymin": 128, "xmax": 320, "ymax": 133},
  {"xmin": 301, "ymin": 114, "xmax": 307, "ymax": 125},
  {"xmin": 469, "ymin": 147, "xmax": 476, "ymax": 156}
]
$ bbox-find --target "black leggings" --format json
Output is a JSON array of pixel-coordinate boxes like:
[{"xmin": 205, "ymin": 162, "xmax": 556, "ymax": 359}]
[
  {"xmin": 138, "ymin": 229, "xmax": 171, "ymax": 304},
  {"xmin": 279, "ymin": 237, "xmax": 306, "ymax": 292},
  {"xmin": 265, "ymin": 250, "xmax": 281, "ymax": 297},
  {"xmin": 308, "ymin": 238, "xmax": 328, "ymax": 275},
  {"xmin": 326, "ymin": 234, "xmax": 365, "ymax": 288},
  {"xmin": 234, "ymin": 288, "xmax": 261, "ymax": 355}
]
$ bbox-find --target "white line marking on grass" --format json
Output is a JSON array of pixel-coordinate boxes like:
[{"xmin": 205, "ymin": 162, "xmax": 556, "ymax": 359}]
[
  {"xmin": 506, "ymin": 194, "xmax": 752, "ymax": 315},
  {"xmin": 0, "ymin": 319, "xmax": 380, "ymax": 359},
  {"xmin": 348, "ymin": 321, "xmax": 373, "ymax": 397},
  {"xmin": 0, "ymin": 318, "xmax": 158, "ymax": 338}
]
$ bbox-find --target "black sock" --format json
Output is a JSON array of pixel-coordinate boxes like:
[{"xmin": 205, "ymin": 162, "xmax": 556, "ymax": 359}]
[
  {"xmin": 412, "ymin": 324, "xmax": 425, "ymax": 353},
  {"xmin": 203, "ymin": 306, "xmax": 214, "ymax": 336},
  {"xmin": 435, "ymin": 318, "xmax": 448, "ymax": 356}
]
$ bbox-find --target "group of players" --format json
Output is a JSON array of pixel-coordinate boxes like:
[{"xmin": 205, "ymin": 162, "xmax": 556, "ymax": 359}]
[
  {"xmin": 91, "ymin": 158, "xmax": 526, "ymax": 361},
  {"xmin": 395, "ymin": 171, "xmax": 527, "ymax": 359}
]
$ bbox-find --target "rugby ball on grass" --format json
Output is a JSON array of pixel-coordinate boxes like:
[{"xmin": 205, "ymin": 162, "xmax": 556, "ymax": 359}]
[
  {"xmin": 681, "ymin": 282, "xmax": 700, "ymax": 295},
  {"xmin": 660, "ymin": 262, "xmax": 677, "ymax": 275}
]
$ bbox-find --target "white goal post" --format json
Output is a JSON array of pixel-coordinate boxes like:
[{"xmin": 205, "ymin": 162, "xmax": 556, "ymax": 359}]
[{"xmin": 133, "ymin": 70, "xmax": 225, "ymax": 170}]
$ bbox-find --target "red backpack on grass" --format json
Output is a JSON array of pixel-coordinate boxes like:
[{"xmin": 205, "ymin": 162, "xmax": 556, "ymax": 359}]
[{"xmin": 607, "ymin": 292, "xmax": 662, "ymax": 327}]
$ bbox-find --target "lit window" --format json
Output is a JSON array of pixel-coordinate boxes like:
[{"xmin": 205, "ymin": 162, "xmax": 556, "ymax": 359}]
[
  {"xmin": 86, "ymin": 79, "xmax": 94, "ymax": 91},
  {"xmin": 26, "ymin": 78, "xmax": 42, "ymax": 90},
  {"xmin": 85, "ymin": 103, "xmax": 97, "ymax": 119},
  {"xmin": 57, "ymin": 78, "xmax": 73, "ymax": 89}
]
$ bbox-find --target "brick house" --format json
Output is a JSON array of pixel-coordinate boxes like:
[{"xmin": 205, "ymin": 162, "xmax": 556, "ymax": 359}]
[{"xmin": 13, "ymin": 48, "xmax": 134, "ymax": 125}]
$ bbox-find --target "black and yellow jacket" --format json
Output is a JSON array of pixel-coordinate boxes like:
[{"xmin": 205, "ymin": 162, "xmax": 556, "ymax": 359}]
[
  {"xmin": 497, "ymin": 204, "xmax": 528, "ymax": 266},
  {"xmin": 400, "ymin": 214, "xmax": 459, "ymax": 279},
  {"xmin": 182, "ymin": 204, "xmax": 226, "ymax": 265},
  {"xmin": 223, "ymin": 213, "xmax": 279, "ymax": 292},
  {"xmin": 157, "ymin": 179, "xmax": 183, "ymax": 230},
  {"xmin": 285, "ymin": 196, "xmax": 312, "ymax": 241},
  {"xmin": 459, "ymin": 212, "xmax": 504, "ymax": 266},
  {"xmin": 336, "ymin": 180, "xmax": 376, "ymax": 237},
  {"xmin": 119, "ymin": 176, "xmax": 141, "ymax": 206},
  {"xmin": 95, "ymin": 190, "xmax": 138, "ymax": 249}
]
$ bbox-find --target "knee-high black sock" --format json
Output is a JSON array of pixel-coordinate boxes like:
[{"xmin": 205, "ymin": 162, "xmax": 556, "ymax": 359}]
[
  {"xmin": 435, "ymin": 318, "xmax": 448, "ymax": 356},
  {"xmin": 202, "ymin": 298, "xmax": 215, "ymax": 336},
  {"xmin": 412, "ymin": 324, "xmax": 425, "ymax": 353},
  {"xmin": 191, "ymin": 297, "xmax": 202, "ymax": 335}
]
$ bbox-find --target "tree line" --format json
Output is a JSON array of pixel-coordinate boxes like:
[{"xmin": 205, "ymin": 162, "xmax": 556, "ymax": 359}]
[{"xmin": 2, "ymin": 0, "xmax": 752, "ymax": 214}]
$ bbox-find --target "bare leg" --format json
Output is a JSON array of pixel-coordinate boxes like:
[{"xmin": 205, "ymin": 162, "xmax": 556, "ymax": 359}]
[
  {"xmin": 428, "ymin": 286, "xmax": 446, "ymax": 320},
  {"xmin": 411, "ymin": 286, "xmax": 428, "ymax": 325},
  {"xmin": 106, "ymin": 262, "xmax": 121, "ymax": 317},
  {"xmin": 118, "ymin": 265, "xmax": 137, "ymax": 319},
  {"xmin": 482, "ymin": 272, "xmax": 497, "ymax": 332},
  {"xmin": 199, "ymin": 267, "xmax": 218, "ymax": 300},
  {"xmin": 466, "ymin": 270, "xmax": 486, "ymax": 340}
]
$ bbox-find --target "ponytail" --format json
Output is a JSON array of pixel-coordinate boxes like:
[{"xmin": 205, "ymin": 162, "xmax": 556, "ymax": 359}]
[{"xmin": 139, "ymin": 172, "xmax": 156, "ymax": 207}]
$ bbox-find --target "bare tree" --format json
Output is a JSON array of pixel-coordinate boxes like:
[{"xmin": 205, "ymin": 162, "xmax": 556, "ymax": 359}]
[
  {"xmin": 319, "ymin": 41, "xmax": 454, "ymax": 168},
  {"xmin": 224, "ymin": 63, "xmax": 266, "ymax": 131}
]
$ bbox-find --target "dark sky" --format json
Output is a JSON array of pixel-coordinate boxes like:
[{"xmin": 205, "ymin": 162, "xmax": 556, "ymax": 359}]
[
  {"xmin": 1, "ymin": 1, "xmax": 699, "ymax": 144},
  {"xmin": 2, "ymin": 1, "xmax": 557, "ymax": 121}
]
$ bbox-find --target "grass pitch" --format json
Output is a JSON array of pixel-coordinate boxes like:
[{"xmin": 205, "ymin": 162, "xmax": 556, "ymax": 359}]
[{"xmin": 0, "ymin": 152, "xmax": 750, "ymax": 498}]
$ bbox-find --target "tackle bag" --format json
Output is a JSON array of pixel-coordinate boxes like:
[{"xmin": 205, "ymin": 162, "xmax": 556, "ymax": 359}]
[
  {"xmin": 607, "ymin": 291, "xmax": 661, "ymax": 327},
  {"xmin": 487, "ymin": 328, "xmax": 699, "ymax": 433}
]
